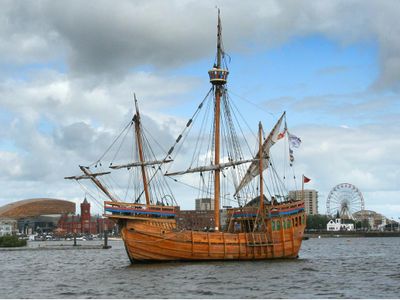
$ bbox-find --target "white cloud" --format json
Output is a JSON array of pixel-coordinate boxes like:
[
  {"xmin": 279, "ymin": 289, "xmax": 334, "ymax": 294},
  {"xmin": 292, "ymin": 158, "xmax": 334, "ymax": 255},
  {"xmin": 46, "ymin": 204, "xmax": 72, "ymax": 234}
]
[
  {"xmin": 1, "ymin": 1, "xmax": 400, "ymax": 89},
  {"xmin": 0, "ymin": 0, "xmax": 400, "ymax": 219},
  {"xmin": 292, "ymin": 124, "xmax": 400, "ymax": 217}
]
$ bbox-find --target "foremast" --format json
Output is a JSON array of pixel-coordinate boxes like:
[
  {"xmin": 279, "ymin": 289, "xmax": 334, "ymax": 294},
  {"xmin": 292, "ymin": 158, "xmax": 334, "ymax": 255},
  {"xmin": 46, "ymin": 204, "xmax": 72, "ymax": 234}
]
[{"xmin": 208, "ymin": 10, "xmax": 229, "ymax": 231}]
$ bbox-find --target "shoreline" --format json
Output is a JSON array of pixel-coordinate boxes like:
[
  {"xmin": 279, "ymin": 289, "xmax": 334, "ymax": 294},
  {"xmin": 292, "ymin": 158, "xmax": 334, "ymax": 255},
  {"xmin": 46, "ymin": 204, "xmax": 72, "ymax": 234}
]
[
  {"xmin": 0, "ymin": 244, "xmax": 112, "ymax": 251},
  {"xmin": 305, "ymin": 231, "xmax": 400, "ymax": 238}
]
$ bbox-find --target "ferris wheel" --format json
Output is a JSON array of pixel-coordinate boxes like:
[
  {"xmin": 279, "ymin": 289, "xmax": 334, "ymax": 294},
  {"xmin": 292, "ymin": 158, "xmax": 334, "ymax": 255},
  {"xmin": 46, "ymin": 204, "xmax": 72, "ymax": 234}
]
[{"xmin": 326, "ymin": 183, "xmax": 365, "ymax": 219}]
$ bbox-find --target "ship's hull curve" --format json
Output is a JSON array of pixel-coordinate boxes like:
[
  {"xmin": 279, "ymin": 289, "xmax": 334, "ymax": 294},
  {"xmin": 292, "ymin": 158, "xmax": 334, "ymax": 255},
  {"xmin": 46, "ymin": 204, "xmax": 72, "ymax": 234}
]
[{"xmin": 118, "ymin": 215, "xmax": 305, "ymax": 263}]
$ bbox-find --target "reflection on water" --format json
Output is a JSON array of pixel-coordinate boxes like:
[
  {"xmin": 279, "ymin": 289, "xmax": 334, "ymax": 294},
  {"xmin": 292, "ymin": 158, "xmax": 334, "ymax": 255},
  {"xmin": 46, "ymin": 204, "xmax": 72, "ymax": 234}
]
[{"xmin": 1, "ymin": 238, "xmax": 400, "ymax": 298}]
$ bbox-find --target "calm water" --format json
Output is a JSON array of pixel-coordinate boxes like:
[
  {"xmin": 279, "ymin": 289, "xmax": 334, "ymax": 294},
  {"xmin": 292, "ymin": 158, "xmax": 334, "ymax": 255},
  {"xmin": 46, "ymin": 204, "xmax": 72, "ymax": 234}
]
[{"xmin": 1, "ymin": 237, "xmax": 399, "ymax": 298}]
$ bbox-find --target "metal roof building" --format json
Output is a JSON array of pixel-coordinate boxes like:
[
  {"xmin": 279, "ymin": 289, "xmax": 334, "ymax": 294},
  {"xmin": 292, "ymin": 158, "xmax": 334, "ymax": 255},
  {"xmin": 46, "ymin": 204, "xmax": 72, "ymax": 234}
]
[{"xmin": 0, "ymin": 198, "xmax": 75, "ymax": 219}]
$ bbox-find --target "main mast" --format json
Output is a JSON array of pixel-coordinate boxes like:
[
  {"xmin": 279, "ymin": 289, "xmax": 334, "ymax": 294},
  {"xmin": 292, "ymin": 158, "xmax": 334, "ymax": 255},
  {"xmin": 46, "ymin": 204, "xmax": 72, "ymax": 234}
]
[
  {"xmin": 208, "ymin": 10, "xmax": 229, "ymax": 231},
  {"xmin": 134, "ymin": 94, "xmax": 151, "ymax": 206}
]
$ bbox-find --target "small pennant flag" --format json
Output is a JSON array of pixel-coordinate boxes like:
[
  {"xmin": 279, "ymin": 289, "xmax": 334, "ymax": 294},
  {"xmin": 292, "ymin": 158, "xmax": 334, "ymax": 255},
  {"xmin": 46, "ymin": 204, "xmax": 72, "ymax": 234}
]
[
  {"xmin": 277, "ymin": 129, "xmax": 286, "ymax": 140},
  {"xmin": 303, "ymin": 175, "xmax": 311, "ymax": 183},
  {"xmin": 289, "ymin": 148, "xmax": 294, "ymax": 166},
  {"xmin": 288, "ymin": 132, "xmax": 302, "ymax": 148}
]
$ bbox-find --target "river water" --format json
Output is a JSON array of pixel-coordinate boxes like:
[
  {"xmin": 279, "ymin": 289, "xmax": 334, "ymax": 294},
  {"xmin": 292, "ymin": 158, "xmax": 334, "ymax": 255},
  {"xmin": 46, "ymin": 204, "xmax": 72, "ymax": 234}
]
[{"xmin": 1, "ymin": 237, "xmax": 399, "ymax": 298}]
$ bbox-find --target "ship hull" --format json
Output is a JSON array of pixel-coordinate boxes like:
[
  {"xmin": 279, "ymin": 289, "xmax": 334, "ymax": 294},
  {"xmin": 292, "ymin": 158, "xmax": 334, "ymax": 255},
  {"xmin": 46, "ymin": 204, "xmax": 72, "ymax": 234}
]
[{"xmin": 115, "ymin": 214, "xmax": 305, "ymax": 263}]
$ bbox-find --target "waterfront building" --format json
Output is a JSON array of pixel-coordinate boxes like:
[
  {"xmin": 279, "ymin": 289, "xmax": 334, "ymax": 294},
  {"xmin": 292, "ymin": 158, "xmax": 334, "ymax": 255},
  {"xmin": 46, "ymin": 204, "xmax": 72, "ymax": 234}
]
[
  {"xmin": 176, "ymin": 208, "xmax": 229, "ymax": 231},
  {"xmin": 326, "ymin": 217, "xmax": 354, "ymax": 231},
  {"xmin": 0, "ymin": 198, "xmax": 76, "ymax": 234},
  {"xmin": 80, "ymin": 198, "xmax": 91, "ymax": 234},
  {"xmin": 176, "ymin": 210, "xmax": 215, "ymax": 231},
  {"xmin": 195, "ymin": 198, "xmax": 214, "ymax": 211},
  {"xmin": 353, "ymin": 210, "xmax": 388, "ymax": 230},
  {"xmin": 57, "ymin": 197, "xmax": 115, "ymax": 235},
  {"xmin": 0, "ymin": 218, "xmax": 17, "ymax": 236},
  {"xmin": 0, "ymin": 197, "xmax": 117, "ymax": 235},
  {"xmin": 0, "ymin": 198, "xmax": 75, "ymax": 219},
  {"xmin": 177, "ymin": 198, "xmax": 227, "ymax": 231},
  {"xmin": 18, "ymin": 215, "xmax": 62, "ymax": 234},
  {"xmin": 289, "ymin": 189, "xmax": 318, "ymax": 215}
]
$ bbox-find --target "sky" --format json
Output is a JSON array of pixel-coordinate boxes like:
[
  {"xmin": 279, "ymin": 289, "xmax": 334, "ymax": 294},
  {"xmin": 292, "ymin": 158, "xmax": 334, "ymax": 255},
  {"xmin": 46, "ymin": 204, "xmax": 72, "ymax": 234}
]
[{"xmin": 0, "ymin": 0, "xmax": 399, "ymax": 219}]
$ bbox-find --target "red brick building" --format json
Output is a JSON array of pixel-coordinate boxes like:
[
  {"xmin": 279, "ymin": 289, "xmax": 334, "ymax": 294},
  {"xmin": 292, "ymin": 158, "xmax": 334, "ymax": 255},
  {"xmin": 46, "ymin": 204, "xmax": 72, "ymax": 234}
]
[{"xmin": 57, "ymin": 198, "xmax": 115, "ymax": 235}]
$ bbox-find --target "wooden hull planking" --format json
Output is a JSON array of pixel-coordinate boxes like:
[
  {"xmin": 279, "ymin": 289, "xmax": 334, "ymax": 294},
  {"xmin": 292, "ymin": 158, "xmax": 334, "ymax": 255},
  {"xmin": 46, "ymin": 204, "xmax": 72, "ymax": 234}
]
[{"xmin": 114, "ymin": 213, "xmax": 305, "ymax": 262}]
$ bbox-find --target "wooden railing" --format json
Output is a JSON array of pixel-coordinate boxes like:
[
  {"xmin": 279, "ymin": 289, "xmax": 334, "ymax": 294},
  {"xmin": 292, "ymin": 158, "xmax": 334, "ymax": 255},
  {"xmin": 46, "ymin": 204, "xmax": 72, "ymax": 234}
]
[{"xmin": 104, "ymin": 201, "xmax": 179, "ymax": 213}]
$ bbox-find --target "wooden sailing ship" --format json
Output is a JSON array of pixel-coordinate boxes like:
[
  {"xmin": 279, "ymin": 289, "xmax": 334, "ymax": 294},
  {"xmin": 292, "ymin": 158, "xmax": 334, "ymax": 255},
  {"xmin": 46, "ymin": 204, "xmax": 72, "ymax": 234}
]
[{"xmin": 66, "ymin": 11, "xmax": 306, "ymax": 262}]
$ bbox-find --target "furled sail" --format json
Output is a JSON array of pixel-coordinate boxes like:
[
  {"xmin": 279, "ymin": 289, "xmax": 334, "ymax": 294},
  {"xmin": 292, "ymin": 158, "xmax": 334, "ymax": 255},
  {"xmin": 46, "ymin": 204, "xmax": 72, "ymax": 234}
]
[
  {"xmin": 165, "ymin": 158, "xmax": 258, "ymax": 176},
  {"xmin": 64, "ymin": 171, "xmax": 111, "ymax": 180},
  {"xmin": 110, "ymin": 159, "xmax": 173, "ymax": 170},
  {"xmin": 234, "ymin": 112, "xmax": 286, "ymax": 196}
]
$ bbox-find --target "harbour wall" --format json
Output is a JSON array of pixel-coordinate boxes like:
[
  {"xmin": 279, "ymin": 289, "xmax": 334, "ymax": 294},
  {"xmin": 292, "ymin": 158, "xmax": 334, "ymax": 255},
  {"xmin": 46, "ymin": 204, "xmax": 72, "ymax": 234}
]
[{"xmin": 305, "ymin": 230, "xmax": 400, "ymax": 238}]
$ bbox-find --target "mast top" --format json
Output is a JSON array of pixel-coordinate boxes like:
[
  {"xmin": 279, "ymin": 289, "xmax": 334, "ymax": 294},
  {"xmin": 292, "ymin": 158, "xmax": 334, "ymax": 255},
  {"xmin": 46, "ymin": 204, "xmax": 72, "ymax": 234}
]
[
  {"xmin": 208, "ymin": 9, "xmax": 229, "ymax": 85},
  {"xmin": 216, "ymin": 9, "xmax": 222, "ymax": 68}
]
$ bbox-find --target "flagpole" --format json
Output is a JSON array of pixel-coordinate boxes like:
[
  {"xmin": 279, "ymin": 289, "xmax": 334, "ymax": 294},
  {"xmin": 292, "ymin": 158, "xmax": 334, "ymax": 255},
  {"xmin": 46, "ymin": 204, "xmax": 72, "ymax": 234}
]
[{"xmin": 302, "ymin": 174, "xmax": 304, "ymax": 202}]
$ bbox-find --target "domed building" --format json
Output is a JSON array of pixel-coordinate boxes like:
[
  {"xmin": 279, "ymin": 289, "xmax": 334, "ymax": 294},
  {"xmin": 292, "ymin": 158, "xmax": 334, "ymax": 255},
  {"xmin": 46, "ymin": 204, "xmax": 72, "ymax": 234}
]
[
  {"xmin": 0, "ymin": 198, "xmax": 76, "ymax": 234},
  {"xmin": 353, "ymin": 210, "xmax": 388, "ymax": 230},
  {"xmin": 0, "ymin": 197, "xmax": 116, "ymax": 235},
  {"xmin": 0, "ymin": 198, "xmax": 75, "ymax": 219}
]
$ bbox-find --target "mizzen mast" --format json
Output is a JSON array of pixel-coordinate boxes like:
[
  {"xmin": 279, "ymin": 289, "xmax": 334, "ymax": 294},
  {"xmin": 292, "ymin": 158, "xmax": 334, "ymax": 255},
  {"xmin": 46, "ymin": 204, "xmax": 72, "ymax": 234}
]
[
  {"xmin": 208, "ymin": 10, "xmax": 229, "ymax": 231},
  {"xmin": 134, "ymin": 94, "xmax": 151, "ymax": 206}
]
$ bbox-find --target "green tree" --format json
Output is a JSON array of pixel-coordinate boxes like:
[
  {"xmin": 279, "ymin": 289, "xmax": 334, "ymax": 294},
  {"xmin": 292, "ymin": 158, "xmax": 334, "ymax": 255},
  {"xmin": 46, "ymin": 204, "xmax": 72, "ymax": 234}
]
[
  {"xmin": 355, "ymin": 219, "xmax": 371, "ymax": 230},
  {"xmin": 306, "ymin": 214, "xmax": 330, "ymax": 230},
  {"xmin": 0, "ymin": 235, "xmax": 27, "ymax": 247}
]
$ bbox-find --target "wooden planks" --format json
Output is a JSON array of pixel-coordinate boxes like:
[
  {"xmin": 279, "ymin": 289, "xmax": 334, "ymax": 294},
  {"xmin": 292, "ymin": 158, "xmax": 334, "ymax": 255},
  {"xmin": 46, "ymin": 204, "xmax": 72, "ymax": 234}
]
[{"xmin": 117, "ymin": 211, "xmax": 306, "ymax": 262}]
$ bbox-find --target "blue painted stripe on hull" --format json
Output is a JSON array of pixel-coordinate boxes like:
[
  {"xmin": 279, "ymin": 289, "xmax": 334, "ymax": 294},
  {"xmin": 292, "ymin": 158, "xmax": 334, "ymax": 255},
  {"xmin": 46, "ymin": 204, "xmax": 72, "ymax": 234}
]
[
  {"xmin": 270, "ymin": 207, "xmax": 304, "ymax": 216},
  {"xmin": 105, "ymin": 207, "xmax": 176, "ymax": 217},
  {"xmin": 232, "ymin": 213, "xmax": 257, "ymax": 218},
  {"xmin": 232, "ymin": 207, "xmax": 304, "ymax": 218}
]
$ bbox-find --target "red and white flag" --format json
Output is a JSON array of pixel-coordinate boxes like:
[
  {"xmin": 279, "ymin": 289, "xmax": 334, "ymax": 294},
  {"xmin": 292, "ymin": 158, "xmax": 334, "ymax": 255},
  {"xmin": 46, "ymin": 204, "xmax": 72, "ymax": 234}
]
[
  {"xmin": 303, "ymin": 175, "xmax": 311, "ymax": 183},
  {"xmin": 277, "ymin": 129, "xmax": 286, "ymax": 140}
]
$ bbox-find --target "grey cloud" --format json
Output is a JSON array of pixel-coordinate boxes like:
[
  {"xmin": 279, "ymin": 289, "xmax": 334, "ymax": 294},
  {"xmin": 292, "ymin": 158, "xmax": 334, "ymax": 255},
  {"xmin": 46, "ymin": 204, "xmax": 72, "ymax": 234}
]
[
  {"xmin": 43, "ymin": 1, "xmax": 217, "ymax": 76},
  {"xmin": 54, "ymin": 122, "xmax": 96, "ymax": 151},
  {"xmin": 2, "ymin": 1, "xmax": 400, "ymax": 90}
]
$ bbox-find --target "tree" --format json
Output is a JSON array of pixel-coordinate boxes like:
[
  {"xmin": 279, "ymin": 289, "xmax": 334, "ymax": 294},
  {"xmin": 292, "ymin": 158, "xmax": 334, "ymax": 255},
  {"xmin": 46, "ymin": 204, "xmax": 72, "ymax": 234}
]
[
  {"xmin": 306, "ymin": 214, "xmax": 330, "ymax": 230},
  {"xmin": 355, "ymin": 219, "xmax": 371, "ymax": 230}
]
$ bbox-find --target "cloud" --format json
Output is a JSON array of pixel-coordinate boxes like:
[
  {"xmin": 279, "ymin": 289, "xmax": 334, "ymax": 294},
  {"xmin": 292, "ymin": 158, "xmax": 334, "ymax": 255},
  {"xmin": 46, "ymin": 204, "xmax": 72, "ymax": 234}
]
[
  {"xmin": 1, "ymin": 1, "xmax": 400, "ymax": 219},
  {"xmin": 1, "ymin": 1, "xmax": 400, "ymax": 90},
  {"xmin": 263, "ymin": 91, "xmax": 399, "ymax": 126},
  {"xmin": 292, "ymin": 123, "xmax": 400, "ymax": 215}
]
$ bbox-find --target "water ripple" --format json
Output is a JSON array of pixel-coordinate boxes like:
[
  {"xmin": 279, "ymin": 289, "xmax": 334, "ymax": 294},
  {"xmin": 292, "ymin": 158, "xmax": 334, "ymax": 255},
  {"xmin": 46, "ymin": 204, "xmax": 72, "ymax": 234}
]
[{"xmin": 1, "ymin": 238, "xmax": 399, "ymax": 298}]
